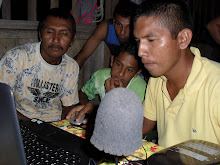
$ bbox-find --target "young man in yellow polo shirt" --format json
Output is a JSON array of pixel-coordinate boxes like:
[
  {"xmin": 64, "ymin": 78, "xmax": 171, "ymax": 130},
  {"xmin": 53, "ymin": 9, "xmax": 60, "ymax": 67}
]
[{"xmin": 133, "ymin": 0, "xmax": 220, "ymax": 148}]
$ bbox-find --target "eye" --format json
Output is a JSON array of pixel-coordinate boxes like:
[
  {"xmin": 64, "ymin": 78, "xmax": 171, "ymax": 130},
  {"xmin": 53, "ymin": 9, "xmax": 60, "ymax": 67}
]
[
  {"xmin": 61, "ymin": 32, "xmax": 68, "ymax": 36},
  {"xmin": 116, "ymin": 62, "xmax": 122, "ymax": 67},
  {"xmin": 127, "ymin": 68, "xmax": 134, "ymax": 72},
  {"xmin": 116, "ymin": 22, "xmax": 122, "ymax": 27},
  {"xmin": 148, "ymin": 38, "xmax": 156, "ymax": 42}
]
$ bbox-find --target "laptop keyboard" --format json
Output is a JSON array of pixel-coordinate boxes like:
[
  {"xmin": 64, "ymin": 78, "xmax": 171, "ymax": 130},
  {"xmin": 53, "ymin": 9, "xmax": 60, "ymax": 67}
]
[{"xmin": 20, "ymin": 123, "xmax": 83, "ymax": 165}]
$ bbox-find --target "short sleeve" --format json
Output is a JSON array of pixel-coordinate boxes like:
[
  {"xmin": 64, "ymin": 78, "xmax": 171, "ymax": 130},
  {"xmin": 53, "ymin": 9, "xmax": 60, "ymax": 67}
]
[
  {"xmin": 61, "ymin": 61, "xmax": 79, "ymax": 106},
  {"xmin": 81, "ymin": 72, "xmax": 100, "ymax": 100},
  {"xmin": 143, "ymin": 78, "xmax": 157, "ymax": 121},
  {"xmin": 0, "ymin": 49, "xmax": 21, "ymax": 90}
]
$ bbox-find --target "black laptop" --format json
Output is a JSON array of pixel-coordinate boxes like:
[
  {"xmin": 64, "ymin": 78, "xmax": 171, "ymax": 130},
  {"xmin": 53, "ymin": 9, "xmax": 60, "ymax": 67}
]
[{"xmin": 0, "ymin": 83, "xmax": 96, "ymax": 165}]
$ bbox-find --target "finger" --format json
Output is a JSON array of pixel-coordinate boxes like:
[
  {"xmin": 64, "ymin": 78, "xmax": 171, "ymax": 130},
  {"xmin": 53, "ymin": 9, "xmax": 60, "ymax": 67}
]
[
  {"xmin": 105, "ymin": 78, "xmax": 111, "ymax": 92},
  {"xmin": 76, "ymin": 109, "xmax": 86, "ymax": 122},
  {"xmin": 119, "ymin": 80, "xmax": 123, "ymax": 87},
  {"xmin": 110, "ymin": 78, "xmax": 116, "ymax": 89},
  {"xmin": 82, "ymin": 118, "xmax": 88, "ymax": 124},
  {"xmin": 66, "ymin": 105, "xmax": 85, "ymax": 119}
]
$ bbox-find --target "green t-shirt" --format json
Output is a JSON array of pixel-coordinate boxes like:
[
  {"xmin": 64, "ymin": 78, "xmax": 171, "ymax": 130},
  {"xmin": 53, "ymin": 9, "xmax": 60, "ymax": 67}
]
[{"xmin": 82, "ymin": 68, "xmax": 147, "ymax": 102}]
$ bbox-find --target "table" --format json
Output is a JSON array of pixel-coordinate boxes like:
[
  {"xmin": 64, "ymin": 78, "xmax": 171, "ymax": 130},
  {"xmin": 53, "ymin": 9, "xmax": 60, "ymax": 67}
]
[{"xmin": 51, "ymin": 119, "xmax": 164, "ymax": 165}]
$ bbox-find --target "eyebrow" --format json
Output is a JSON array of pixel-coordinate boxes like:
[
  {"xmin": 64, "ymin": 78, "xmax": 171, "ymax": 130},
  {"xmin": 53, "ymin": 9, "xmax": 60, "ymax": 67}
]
[
  {"xmin": 115, "ymin": 20, "xmax": 130, "ymax": 26},
  {"xmin": 45, "ymin": 27, "xmax": 71, "ymax": 32},
  {"xmin": 143, "ymin": 33, "xmax": 158, "ymax": 38}
]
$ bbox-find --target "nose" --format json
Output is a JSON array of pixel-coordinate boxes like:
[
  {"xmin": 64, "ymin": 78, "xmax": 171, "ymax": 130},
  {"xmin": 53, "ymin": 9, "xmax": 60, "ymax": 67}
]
[
  {"xmin": 53, "ymin": 32, "xmax": 60, "ymax": 43},
  {"xmin": 120, "ymin": 27, "xmax": 126, "ymax": 35},
  {"xmin": 119, "ymin": 68, "xmax": 126, "ymax": 77},
  {"xmin": 138, "ymin": 40, "xmax": 148, "ymax": 58}
]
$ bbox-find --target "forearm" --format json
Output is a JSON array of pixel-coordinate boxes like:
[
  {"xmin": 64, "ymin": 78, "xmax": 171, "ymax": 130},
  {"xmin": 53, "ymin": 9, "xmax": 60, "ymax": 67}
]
[
  {"xmin": 142, "ymin": 117, "xmax": 157, "ymax": 136},
  {"xmin": 17, "ymin": 111, "xmax": 30, "ymax": 120},
  {"xmin": 79, "ymin": 90, "xmax": 90, "ymax": 105},
  {"xmin": 74, "ymin": 37, "xmax": 102, "ymax": 69}
]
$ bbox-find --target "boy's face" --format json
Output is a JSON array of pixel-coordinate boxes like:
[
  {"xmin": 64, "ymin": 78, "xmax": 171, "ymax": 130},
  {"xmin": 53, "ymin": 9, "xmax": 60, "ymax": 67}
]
[
  {"xmin": 110, "ymin": 52, "xmax": 141, "ymax": 88},
  {"xmin": 39, "ymin": 16, "xmax": 75, "ymax": 65},
  {"xmin": 134, "ymin": 16, "xmax": 180, "ymax": 77},
  {"xmin": 114, "ymin": 14, "xmax": 130, "ymax": 44}
]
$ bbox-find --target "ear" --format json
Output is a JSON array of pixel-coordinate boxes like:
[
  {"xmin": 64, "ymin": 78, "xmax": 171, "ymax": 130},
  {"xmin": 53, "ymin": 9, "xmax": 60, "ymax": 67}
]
[
  {"xmin": 39, "ymin": 32, "xmax": 42, "ymax": 41},
  {"xmin": 134, "ymin": 69, "xmax": 142, "ymax": 77},
  {"xmin": 177, "ymin": 28, "xmax": 192, "ymax": 49},
  {"xmin": 110, "ymin": 55, "xmax": 115, "ymax": 67},
  {"xmin": 113, "ymin": 18, "xmax": 116, "ymax": 25},
  {"xmin": 69, "ymin": 35, "xmax": 76, "ymax": 47}
]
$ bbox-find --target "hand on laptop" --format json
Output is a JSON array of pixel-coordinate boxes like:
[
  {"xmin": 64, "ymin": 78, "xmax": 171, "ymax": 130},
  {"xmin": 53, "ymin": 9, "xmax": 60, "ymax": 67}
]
[{"xmin": 66, "ymin": 103, "xmax": 94, "ymax": 124}]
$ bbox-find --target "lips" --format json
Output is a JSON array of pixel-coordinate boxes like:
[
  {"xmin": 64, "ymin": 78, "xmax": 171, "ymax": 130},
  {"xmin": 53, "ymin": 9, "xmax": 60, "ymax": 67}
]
[
  {"xmin": 119, "ymin": 36, "xmax": 128, "ymax": 41},
  {"xmin": 49, "ymin": 45, "xmax": 63, "ymax": 51},
  {"xmin": 113, "ymin": 77, "xmax": 124, "ymax": 84},
  {"xmin": 142, "ymin": 59, "xmax": 156, "ymax": 69}
]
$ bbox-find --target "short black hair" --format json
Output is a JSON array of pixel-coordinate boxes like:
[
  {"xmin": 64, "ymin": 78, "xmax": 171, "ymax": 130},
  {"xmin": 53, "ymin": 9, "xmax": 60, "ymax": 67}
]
[
  {"xmin": 133, "ymin": 0, "xmax": 193, "ymax": 39},
  {"xmin": 115, "ymin": 42, "xmax": 142, "ymax": 69},
  {"xmin": 113, "ymin": 0, "xmax": 134, "ymax": 18},
  {"xmin": 38, "ymin": 8, "xmax": 76, "ymax": 40}
]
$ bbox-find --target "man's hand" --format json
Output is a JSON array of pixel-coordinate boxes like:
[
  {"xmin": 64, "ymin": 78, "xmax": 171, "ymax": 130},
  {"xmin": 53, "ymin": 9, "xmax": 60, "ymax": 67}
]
[
  {"xmin": 105, "ymin": 77, "xmax": 123, "ymax": 93},
  {"xmin": 66, "ymin": 105, "xmax": 85, "ymax": 120},
  {"xmin": 66, "ymin": 103, "xmax": 95, "ymax": 124}
]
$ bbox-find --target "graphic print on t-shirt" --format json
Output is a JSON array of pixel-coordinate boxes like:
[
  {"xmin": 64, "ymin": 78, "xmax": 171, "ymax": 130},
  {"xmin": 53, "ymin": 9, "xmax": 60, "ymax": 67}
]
[{"xmin": 28, "ymin": 78, "xmax": 59, "ymax": 108}]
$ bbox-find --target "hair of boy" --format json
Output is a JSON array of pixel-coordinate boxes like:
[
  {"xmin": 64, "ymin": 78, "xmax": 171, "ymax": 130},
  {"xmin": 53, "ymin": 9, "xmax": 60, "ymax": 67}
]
[
  {"xmin": 114, "ymin": 42, "xmax": 143, "ymax": 69},
  {"xmin": 133, "ymin": 0, "xmax": 193, "ymax": 39},
  {"xmin": 113, "ymin": 0, "xmax": 134, "ymax": 19},
  {"xmin": 38, "ymin": 8, "xmax": 76, "ymax": 40}
]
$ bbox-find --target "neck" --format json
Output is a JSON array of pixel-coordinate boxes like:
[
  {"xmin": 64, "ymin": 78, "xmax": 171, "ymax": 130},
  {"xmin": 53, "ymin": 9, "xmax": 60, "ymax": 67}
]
[{"xmin": 166, "ymin": 48, "xmax": 194, "ymax": 100}]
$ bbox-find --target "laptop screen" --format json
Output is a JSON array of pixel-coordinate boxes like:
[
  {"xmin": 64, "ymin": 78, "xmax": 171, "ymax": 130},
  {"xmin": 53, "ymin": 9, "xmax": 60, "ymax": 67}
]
[{"xmin": 0, "ymin": 82, "xmax": 27, "ymax": 165}]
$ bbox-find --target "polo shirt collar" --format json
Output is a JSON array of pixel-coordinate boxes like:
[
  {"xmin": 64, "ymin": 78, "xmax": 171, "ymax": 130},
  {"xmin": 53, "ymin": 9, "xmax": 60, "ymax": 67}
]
[{"xmin": 161, "ymin": 47, "xmax": 206, "ymax": 107}]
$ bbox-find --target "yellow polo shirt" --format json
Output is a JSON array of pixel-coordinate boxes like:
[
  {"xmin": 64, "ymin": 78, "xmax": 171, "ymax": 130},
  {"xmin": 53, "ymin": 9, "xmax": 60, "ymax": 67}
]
[{"xmin": 144, "ymin": 47, "xmax": 220, "ymax": 148}]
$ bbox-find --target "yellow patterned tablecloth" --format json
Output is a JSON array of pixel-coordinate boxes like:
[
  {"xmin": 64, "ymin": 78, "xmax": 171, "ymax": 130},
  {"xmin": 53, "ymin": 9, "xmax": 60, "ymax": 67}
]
[{"xmin": 51, "ymin": 119, "xmax": 164, "ymax": 165}]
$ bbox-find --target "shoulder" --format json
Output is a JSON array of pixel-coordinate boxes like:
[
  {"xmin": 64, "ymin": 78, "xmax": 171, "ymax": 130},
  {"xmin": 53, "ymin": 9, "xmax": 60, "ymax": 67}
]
[
  {"xmin": 132, "ymin": 76, "xmax": 147, "ymax": 85},
  {"xmin": 93, "ymin": 68, "xmax": 111, "ymax": 77},
  {"xmin": 129, "ymin": 76, "xmax": 147, "ymax": 91},
  {"xmin": 7, "ymin": 42, "xmax": 38, "ymax": 54},
  {"xmin": 62, "ymin": 55, "xmax": 79, "ymax": 72},
  {"xmin": 191, "ymin": 47, "xmax": 220, "ymax": 84},
  {"xmin": 201, "ymin": 57, "xmax": 220, "ymax": 80},
  {"xmin": 4, "ymin": 42, "xmax": 39, "ymax": 59}
]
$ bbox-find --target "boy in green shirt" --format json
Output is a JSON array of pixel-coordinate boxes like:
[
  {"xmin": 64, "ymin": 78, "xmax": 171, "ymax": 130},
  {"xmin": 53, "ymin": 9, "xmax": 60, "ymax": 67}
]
[{"xmin": 66, "ymin": 42, "xmax": 147, "ymax": 123}]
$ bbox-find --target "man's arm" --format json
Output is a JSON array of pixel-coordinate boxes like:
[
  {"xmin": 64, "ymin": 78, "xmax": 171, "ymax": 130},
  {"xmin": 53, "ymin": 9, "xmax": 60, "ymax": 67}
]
[
  {"xmin": 65, "ymin": 90, "xmax": 96, "ymax": 123},
  {"xmin": 74, "ymin": 20, "xmax": 108, "ymax": 69},
  {"xmin": 62, "ymin": 104, "xmax": 76, "ymax": 120},
  {"xmin": 143, "ymin": 117, "xmax": 157, "ymax": 136},
  {"xmin": 79, "ymin": 89, "xmax": 90, "ymax": 104},
  {"xmin": 17, "ymin": 111, "xmax": 30, "ymax": 120}
]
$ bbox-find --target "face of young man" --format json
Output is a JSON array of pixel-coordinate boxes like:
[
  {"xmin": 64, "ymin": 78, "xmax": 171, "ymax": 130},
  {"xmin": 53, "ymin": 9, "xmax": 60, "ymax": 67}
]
[
  {"xmin": 134, "ymin": 16, "xmax": 181, "ymax": 78},
  {"xmin": 114, "ymin": 14, "xmax": 130, "ymax": 44},
  {"xmin": 39, "ymin": 16, "xmax": 75, "ymax": 65},
  {"xmin": 110, "ymin": 52, "xmax": 140, "ymax": 88}
]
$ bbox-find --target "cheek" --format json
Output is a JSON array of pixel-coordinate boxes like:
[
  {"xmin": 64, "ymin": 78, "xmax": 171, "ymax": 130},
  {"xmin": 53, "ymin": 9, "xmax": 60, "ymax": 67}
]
[
  {"xmin": 115, "ymin": 26, "xmax": 121, "ymax": 34},
  {"xmin": 125, "ymin": 72, "xmax": 135, "ymax": 80},
  {"xmin": 125, "ymin": 28, "xmax": 130, "ymax": 35}
]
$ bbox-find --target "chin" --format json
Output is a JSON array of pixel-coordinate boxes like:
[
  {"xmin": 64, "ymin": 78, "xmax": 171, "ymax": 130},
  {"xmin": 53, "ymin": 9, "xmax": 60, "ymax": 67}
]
[{"xmin": 149, "ymin": 71, "xmax": 162, "ymax": 78}]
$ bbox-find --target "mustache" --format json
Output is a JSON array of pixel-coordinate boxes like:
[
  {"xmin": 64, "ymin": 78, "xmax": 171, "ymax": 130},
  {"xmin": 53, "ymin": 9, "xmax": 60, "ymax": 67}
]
[{"xmin": 48, "ymin": 45, "xmax": 63, "ymax": 50}]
